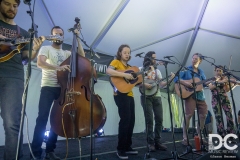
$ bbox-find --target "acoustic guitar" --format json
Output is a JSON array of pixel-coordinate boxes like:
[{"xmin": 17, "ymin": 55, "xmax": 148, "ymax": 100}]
[
  {"xmin": 0, "ymin": 35, "xmax": 63, "ymax": 63},
  {"xmin": 109, "ymin": 66, "xmax": 143, "ymax": 93},
  {"xmin": 139, "ymin": 75, "xmax": 172, "ymax": 96},
  {"xmin": 175, "ymin": 77, "xmax": 216, "ymax": 99}
]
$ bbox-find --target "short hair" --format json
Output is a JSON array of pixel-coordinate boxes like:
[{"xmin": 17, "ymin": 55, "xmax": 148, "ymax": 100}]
[
  {"xmin": 192, "ymin": 53, "xmax": 203, "ymax": 63},
  {"xmin": 215, "ymin": 65, "xmax": 223, "ymax": 71},
  {"xmin": 51, "ymin": 26, "xmax": 64, "ymax": 35},
  {"xmin": 0, "ymin": 0, "xmax": 20, "ymax": 6},
  {"xmin": 115, "ymin": 44, "xmax": 131, "ymax": 61},
  {"xmin": 143, "ymin": 51, "xmax": 155, "ymax": 67}
]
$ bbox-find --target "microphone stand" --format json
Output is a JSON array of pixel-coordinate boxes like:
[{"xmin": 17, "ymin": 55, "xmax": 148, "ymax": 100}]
[
  {"xmin": 201, "ymin": 57, "xmax": 240, "ymax": 138},
  {"xmin": 16, "ymin": 1, "xmax": 38, "ymax": 159},
  {"xmin": 154, "ymin": 59, "xmax": 187, "ymax": 160},
  {"xmin": 76, "ymin": 35, "xmax": 100, "ymax": 160},
  {"xmin": 166, "ymin": 58, "xmax": 206, "ymax": 159},
  {"xmin": 137, "ymin": 55, "xmax": 157, "ymax": 160}
]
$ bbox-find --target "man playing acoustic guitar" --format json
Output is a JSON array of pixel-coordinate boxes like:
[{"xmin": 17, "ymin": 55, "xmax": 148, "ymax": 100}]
[
  {"xmin": 0, "ymin": 0, "xmax": 42, "ymax": 159},
  {"xmin": 174, "ymin": 53, "xmax": 208, "ymax": 146},
  {"xmin": 140, "ymin": 51, "xmax": 174, "ymax": 152}
]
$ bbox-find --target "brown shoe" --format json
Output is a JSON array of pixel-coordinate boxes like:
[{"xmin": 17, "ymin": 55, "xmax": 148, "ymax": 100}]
[
  {"xmin": 155, "ymin": 142, "xmax": 167, "ymax": 151},
  {"xmin": 148, "ymin": 144, "xmax": 156, "ymax": 152}
]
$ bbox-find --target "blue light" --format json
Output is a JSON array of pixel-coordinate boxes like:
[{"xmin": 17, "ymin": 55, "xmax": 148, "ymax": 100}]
[
  {"xmin": 96, "ymin": 128, "xmax": 104, "ymax": 136},
  {"xmin": 44, "ymin": 130, "xmax": 50, "ymax": 142}
]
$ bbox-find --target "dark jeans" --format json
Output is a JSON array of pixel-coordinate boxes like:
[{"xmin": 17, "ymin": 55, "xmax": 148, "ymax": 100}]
[
  {"xmin": 141, "ymin": 96, "xmax": 163, "ymax": 144},
  {"xmin": 0, "ymin": 78, "xmax": 24, "ymax": 160},
  {"xmin": 31, "ymin": 87, "xmax": 61, "ymax": 158},
  {"xmin": 114, "ymin": 93, "xmax": 135, "ymax": 151}
]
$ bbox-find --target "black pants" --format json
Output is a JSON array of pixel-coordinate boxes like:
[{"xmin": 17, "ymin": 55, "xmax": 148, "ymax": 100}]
[
  {"xmin": 114, "ymin": 93, "xmax": 135, "ymax": 151},
  {"xmin": 31, "ymin": 87, "xmax": 61, "ymax": 157}
]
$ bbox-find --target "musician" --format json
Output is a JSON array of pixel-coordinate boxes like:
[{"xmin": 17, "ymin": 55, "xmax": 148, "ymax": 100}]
[
  {"xmin": 174, "ymin": 53, "xmax": 208, "ymax": 146},
  {"xmin": 106, "ymin": 44, "xmax": 138, "ymax": 159},
  {"xmin": 31, "ymin": 26, "xmax": 85, "ymax": 160},
  {"xmin": 208, "ymin": 65, "xmax": 238, "ymax": 137},
  {"xmin": 140, "ymin": 51, "xmax": 174, "ymax": 152},
  {"xmin": 0, "ymin": 0, "xmax": 43, "ymax": 159}
]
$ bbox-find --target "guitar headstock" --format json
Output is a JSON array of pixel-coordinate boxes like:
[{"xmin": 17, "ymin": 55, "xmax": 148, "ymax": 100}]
[
  {"xmin": 46, "ymin": 34, "xmax": 64, "ymax": 43},
  {"xmin": 74, "ymin": 17, "xmax": 81, "ymax": 31}
]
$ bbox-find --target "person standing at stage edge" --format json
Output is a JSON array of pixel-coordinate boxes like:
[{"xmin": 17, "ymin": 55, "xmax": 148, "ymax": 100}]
[
  {"xmin": 174, "ymin": 53, "xmax": 208, "ymax": 146},
  {"xmin": 0, "ymin": 0, "xmax": 43, "ymax": 159},
  {"xmin": 140, "ymin": 51, "xmax": 175, "ymax": 152},
  {"xmin": 106, "ymin": 44, "xmax": 138, "ymax": 159},
  {"xmin": 31, "ymin": 26, "xmax": 85, "ymax": 160}
]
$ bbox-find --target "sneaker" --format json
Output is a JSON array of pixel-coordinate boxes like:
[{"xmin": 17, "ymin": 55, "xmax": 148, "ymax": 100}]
[
  {"xmin": 116, "ymin": 150, "xmax": 128, "ymax": 159},
  {"xmin": 155, "ymin": 142, "xmax": 167, "ymax": 151},
  {"xmin": 44, "ymin": 152, "xmax": 60, "ymax": 160},
  {"xmin": 125, "ymin": 147, "xmax": 138, "ymax": 155},
  {"xmin": 148, "ymin": 144, "xmax": 156, "ymax": 152}
]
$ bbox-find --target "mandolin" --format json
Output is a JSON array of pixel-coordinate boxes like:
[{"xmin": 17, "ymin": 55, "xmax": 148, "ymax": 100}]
[{"xmin": 0, "ymin": 35, "xmax": 63, "ymax": 63}]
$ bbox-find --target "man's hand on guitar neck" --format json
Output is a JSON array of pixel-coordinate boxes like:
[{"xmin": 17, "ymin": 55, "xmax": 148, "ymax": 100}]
[{"xmin": 32, "ymin": 36, "xmax": 46, "ymax": 52}]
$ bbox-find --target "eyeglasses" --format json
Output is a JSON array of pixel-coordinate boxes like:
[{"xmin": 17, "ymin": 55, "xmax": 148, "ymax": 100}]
[{"xmin": 215, "ymin": 70, "xmax": 222, "ymax": 72}]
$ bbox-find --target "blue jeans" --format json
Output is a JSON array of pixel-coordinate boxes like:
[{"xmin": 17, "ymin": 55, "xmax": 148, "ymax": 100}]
[
  {"xmin": 0, "ymin": 78, "xmax": 24, "ymax": 160},
  {"xmin": 141, "ymin": 96, "xmax": 163, "ymax": 144},
  {"xmin": 31, "ymin": 87, "xmax": 61, "ymax": 158},
  {"xmin": 114, "ymin": 93, "xmax": 135, "ymax": 151}
]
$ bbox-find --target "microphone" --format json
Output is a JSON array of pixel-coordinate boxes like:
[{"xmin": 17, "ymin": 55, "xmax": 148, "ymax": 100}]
[
  {"xmin": 135, "ymin": 52, "xmax": 144, "ymax": 57},
  {"xmin": 23, "ymin": 0, "xmax": 31, "ymax": 4},
  {"xmin": 164, "ymin": 56, "xmax": 174, "ymax": 59},
  {"xmin": 199, "ymin": 55, "xmax": 209, "ymax": 59},
  {"xmin": 68, "ymin": 28, "xmax": 75, "ymax": 32}
]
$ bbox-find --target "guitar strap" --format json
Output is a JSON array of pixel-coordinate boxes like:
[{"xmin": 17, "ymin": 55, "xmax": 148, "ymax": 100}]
[{"xmin": 16, "ymin": 25, "xmax": 20, "ymax": 37}]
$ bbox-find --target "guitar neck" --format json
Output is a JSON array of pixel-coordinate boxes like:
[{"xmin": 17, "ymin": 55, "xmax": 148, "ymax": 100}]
[{"xmin": 195, "ymin": 77, "xmax": 215, "ymax": 85}]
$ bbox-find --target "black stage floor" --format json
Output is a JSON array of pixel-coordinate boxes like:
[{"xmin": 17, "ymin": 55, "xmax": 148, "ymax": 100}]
[{"xmin": 0, "ymin": 132, "xmax": 226, "ymax": 160}]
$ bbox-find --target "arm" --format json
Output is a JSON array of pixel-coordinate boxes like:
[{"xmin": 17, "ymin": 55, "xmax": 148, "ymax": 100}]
[
  {"xmin": 106, "ymin": 66, "xmax": 133, "ymax": 80},
  {"xmin": 37, "ymin": 55, "xmax": 70, "ymax": 72},
  {"xmin": 159, "ymin": 72, "xmax": 175, "ymax": 88},
  {"xmin": 22, "ymin": 36, "xmax": 45, "ymax": 60},
  {"xmin": 74, "ymin": 29, "xmax": 85, "ymax": 57}
]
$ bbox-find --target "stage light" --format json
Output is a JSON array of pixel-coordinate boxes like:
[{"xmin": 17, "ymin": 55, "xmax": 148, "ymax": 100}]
[
  {"xmin": 44, "ymin": 130, "xmax": 50, "ymax": 142},
  {"xmin": 96, "ymin": 128, "xmax": 104, "ymax": 137}
]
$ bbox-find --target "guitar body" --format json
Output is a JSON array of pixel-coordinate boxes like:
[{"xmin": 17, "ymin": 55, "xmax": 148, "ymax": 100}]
[
  {"xmin": 0, "ymin": 43, "xmax": 27, "ymax": 63},
  {"xmin": 110, "ymin": 66, "xmax": 143, "ymax": 93},
  {"xmin": 139, "ymin": 79, "xmax": 159, "ymax": 96},
  {"xmin": 175, "ymin": 77, "xmax": 203, "ymax": 99}
]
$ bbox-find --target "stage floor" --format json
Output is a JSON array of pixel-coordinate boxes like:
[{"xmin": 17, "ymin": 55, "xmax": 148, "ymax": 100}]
[{"xmin": 0, "ymin": 132, "xmax": 210, "ymax": 160}]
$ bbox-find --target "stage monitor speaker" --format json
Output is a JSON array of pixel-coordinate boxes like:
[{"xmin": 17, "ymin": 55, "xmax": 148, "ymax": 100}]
[{"xmin": 196, "ymin": 143, "xmax": 240, "ymax": 160}]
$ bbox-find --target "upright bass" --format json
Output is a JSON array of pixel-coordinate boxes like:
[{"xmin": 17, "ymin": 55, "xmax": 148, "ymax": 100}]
[{"xmin": 50, "ymin": 18, "xmax": 107, "ymax": 138}]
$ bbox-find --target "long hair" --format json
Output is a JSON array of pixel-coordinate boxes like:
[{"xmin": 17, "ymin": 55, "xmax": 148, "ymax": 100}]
[
  {"xmin": 143, "ymin": 51, "xmax": 155, "ymax": 68},
  {"xmin": 115, "ymin": 44, "xmax": 131, "ymax": 61}
]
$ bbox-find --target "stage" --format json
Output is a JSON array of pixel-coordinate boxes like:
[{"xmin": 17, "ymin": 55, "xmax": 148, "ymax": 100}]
[{"xmin": 0, "ymin": 132, "xmax": 211, "ymax": 160}]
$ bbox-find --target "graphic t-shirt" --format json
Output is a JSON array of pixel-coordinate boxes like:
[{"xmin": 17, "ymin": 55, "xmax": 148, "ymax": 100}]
[
  {"xmin": 0, "ymin": 20, "xmax": 30, "ymax": 80},
  {"xmin": 38, "ymin": 46, "xmax": 71, "ymax": 87}
]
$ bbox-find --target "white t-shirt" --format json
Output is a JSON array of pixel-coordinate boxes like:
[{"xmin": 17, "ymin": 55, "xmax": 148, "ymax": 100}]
[
  {"xmin": 140, "ymin": 67, "xmax": 162, "ymax": 97},
  {"xmin": 38, "ymin": 46, "xmax": 71, "ymax": 87}
]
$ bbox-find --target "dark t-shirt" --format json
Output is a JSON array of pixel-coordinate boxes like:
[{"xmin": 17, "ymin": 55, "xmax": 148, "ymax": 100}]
[
  {"xmin": 0, "ymin": 20, "xmax": 30, "ymax": 80},
  {"xmin": 238, "ymin": 110, "xmax": 240, "ymax": 116}
]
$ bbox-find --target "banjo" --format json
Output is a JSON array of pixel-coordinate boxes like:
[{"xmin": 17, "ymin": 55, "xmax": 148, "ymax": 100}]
[{"xmin": 139, "ymin": 75, "xmax": 171, "ymax": 96}]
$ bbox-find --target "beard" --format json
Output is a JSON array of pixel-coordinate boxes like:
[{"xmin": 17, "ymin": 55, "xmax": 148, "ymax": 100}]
[
  {"xmin": 0, "ymin": 10, "xmax": 16, "ymax": 19},
  {"xmin": 53, "ymin": 41, "xmax": 63, "ymax": 46}
]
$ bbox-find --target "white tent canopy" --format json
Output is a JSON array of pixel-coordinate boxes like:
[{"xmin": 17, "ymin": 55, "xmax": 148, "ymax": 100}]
[{"xmin": 16, "ymin": 0, "xmax": 240, "ymax": 78}]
